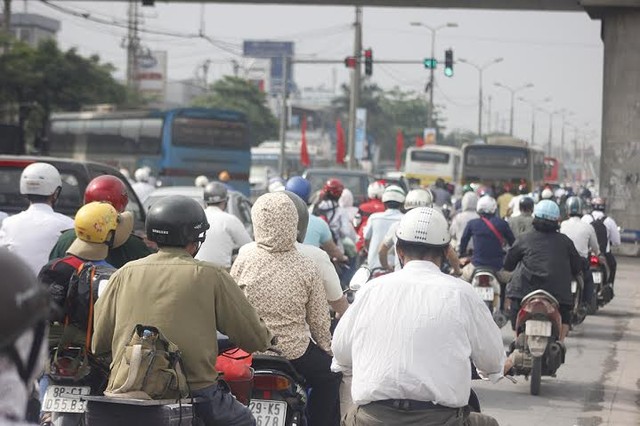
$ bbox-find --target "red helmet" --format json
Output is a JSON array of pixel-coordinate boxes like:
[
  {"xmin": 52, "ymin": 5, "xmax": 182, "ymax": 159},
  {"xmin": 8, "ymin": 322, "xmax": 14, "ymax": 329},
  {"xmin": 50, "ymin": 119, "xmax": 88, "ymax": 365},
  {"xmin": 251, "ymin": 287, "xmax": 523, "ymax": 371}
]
[
  {"xmin": 84, "ymin": 175, "xmax": 129, "ymax": 213},
  {"xmin": 323, "ymin": 178, "xmax": 344, "ymax": 200}
]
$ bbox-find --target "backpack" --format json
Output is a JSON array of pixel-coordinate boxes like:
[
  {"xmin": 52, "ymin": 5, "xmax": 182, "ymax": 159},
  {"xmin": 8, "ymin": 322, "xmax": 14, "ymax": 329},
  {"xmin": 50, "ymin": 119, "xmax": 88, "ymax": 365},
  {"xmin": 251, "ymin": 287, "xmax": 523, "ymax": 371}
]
[
  {"xmin": 590, "ymin": 214, "xmax": 608, "ymax": 254},
  {"xmin": 313, "ymin": 201, "xmax": 340, "ymax": 244},
  {"xmin": 65, "ymin": 262, "xmax": 116, "ymax": 333}
]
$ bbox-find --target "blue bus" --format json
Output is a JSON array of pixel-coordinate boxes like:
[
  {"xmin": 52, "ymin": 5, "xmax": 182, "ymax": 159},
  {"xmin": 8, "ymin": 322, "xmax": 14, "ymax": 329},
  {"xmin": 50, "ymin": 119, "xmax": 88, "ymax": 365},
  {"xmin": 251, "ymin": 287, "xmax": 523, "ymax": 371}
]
[{"xmin": 47, "ymin": 107, "xmax": 251, "ymax": 195}]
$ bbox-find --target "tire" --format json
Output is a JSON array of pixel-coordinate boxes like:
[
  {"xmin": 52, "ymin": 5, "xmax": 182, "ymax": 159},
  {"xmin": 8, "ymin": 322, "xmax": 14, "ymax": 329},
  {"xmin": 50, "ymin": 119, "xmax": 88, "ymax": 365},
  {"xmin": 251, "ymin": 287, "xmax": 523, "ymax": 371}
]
[{"xmin": 530, "ymin": 356, "xmax": 542, "ymax": 396}]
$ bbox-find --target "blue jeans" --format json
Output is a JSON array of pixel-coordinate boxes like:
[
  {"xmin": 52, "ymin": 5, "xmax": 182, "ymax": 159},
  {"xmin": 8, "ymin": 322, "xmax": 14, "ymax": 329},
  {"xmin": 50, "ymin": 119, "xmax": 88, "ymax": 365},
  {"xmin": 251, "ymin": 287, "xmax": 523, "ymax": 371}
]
[{"xmin": 192, "ymin": 383, "xmax": 255, "ymax": 426}]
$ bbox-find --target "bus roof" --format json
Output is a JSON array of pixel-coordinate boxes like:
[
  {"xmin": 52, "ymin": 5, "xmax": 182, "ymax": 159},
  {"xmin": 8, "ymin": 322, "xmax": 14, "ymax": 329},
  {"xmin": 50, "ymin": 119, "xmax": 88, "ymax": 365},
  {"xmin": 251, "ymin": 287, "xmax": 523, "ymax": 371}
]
[
  {"xmin": 406, "ymin": 145, "xmax": 461, "ymax": 154},
  {"xmin": 51, "ymin": 107, "xmax": 246, "ymax": 122},
  {"xmin": 485, "ymin": 135, "xmax": 528, "ymax": 146}
]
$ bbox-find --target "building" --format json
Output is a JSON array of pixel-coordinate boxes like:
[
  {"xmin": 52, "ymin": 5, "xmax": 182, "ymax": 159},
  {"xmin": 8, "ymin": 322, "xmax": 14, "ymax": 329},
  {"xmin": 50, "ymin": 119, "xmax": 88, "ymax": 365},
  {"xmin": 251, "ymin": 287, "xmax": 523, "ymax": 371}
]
[{"xmin": 2, "ymin": 13, "xmax": 60, "ymax": 47}]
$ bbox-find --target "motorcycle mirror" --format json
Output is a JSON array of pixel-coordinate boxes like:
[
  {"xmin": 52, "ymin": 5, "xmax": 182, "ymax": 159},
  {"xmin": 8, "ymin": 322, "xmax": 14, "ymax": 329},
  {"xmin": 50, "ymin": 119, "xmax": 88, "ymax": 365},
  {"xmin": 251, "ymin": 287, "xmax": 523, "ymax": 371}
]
[{"xmin": 349, "ymin": 266, "xmax": 372, "ymax": 291}]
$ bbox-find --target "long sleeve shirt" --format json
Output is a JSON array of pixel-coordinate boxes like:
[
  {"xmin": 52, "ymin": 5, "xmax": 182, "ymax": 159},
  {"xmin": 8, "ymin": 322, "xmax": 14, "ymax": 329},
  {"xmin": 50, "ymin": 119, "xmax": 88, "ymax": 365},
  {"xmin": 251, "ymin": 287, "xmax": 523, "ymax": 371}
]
[
  {"xmin": 560, "ymin": 217, "xmax": 600, "ymax": 258},
  {"xmin": 332, "ymin": 261, "xmax": 505, "ymax": 408},
  {"xmin": 459, "ymin": 215, "xmax": 515, "ymax": 270}
]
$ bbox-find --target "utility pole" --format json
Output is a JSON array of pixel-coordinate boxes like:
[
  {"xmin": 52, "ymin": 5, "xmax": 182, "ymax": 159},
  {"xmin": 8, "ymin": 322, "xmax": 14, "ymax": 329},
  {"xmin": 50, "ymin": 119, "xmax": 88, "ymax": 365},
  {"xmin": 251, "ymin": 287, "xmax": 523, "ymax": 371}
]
[
  {"xmin": 126, "ymin": 0, "xmax": 141, "ymax": 92},
  {"xmin": 347, "ymin": 6, "xmax": 362, "ymax": 170},
  {"xmin": 278, "ymin": 55, "xmax": 289, "ymax": 177},
  {"xmin": 2, "ymin": 0, "xmax": 11, "ymax": 51},
  {"xmin": 458, "ymin": 57, "xmax": 502, "ymax": 138},
  {"xmin": 494, "ymin": 82, "xmax": 533, "ymax": 137},
  {"xmin": 486, "ymin": 95, "xmax": 492, "ymax": 134}
]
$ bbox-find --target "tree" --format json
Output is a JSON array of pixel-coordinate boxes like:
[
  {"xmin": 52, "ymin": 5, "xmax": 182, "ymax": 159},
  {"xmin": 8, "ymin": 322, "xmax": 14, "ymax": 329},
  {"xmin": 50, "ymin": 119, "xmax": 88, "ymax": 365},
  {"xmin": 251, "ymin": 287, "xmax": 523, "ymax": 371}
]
[
  {"xmin": 192, "ymin": 76, "xmax": 278, "ymax": 146},
  {"xmin": 0, "ymin": 39, "xmax": 127, "ymax": 152}
]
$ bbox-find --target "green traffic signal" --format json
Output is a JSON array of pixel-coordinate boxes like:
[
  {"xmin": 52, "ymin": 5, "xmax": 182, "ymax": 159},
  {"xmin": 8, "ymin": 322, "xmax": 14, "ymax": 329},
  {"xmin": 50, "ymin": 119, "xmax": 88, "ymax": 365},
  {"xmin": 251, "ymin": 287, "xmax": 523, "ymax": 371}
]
[
  {"xmin": 423, "ymin": 58, "xmax": 437, "ymax": 69},
  {"xmin": 444, "ymin": 48, "xmax": 454, "ymax": 78},
  {"xmin": 444, "ymin": 67, "xmax": 454, "ymax": 77}
]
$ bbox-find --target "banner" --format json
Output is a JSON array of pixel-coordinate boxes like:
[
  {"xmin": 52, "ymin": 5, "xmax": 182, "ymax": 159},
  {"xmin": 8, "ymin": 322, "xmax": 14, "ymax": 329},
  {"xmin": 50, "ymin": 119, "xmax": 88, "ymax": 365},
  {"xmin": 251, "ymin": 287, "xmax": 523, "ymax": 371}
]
[
  {"xmin": 300, "ymin": 115, "xmax": 310, "ymax": 167},
  {"xmin": 135, "ymin": 51, "xmax": 167, "ymax": 101},
  {"xmin": 423, "ymin": 128, "xmax": 437, "ymax": 145},
  {"xmin": 355, "ymin": 108, "xmax": 367, "ymax": 160},
  {"xmin": 336, "ymin": 119, "xmax": 346, "ymax": 165},
  {"xmin": 395, "ymin": 130, "xmax": 404, "ymax": 171}
]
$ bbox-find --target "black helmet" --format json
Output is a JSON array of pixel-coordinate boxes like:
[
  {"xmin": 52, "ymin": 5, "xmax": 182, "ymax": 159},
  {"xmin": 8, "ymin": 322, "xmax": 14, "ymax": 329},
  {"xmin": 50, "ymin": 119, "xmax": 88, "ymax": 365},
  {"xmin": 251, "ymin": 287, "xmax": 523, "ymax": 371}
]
[
  {"xmin": 566, "ymin": 196, "xmax": 583, "ymax": 216},
  {"xmin": 591, "ymin": 197, "xmax": 606, "ymax": 212},
  {"xmin": 519, "ymin": 196, "xmax": 534, "ymax": 212},
  {"xmin": 0, "ymin": 249, "xmax": 49, "ymax": 384},
  {"xmin": 204, "ymin": 182, "xmax": 228, "ymax": 204},
  {"xmin": 518, "ymin": 183, "xmax": 528, "ymax": 195},
  {"xmin": 146, "ymin": 195, "xmax": 210, "ymax": 246},
  {"xmin": 283, "ymin": 191, "xmax": 309, "ymax": 243}
]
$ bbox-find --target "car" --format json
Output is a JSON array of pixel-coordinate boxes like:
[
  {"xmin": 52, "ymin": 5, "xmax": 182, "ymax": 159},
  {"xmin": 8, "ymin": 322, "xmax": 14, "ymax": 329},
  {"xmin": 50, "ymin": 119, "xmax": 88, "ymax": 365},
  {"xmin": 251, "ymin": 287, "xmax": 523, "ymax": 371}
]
[
  {"xmin": 0, "ymin": 155, "xmax": 146, "ymax": 231},
  {"xmin": 302, "ymin": 168, "xmax": 374, "ymax": 205},
  {"xmin": 143, "ymin": 186, "xmax": 254, "ymax": 237}
]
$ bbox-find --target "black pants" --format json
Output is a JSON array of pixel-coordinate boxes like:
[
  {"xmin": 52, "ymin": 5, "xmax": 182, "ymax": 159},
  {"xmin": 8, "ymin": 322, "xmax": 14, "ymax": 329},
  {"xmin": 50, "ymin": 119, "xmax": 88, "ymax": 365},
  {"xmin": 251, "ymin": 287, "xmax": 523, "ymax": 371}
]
[
  {"xmin": 581, "ymin": 257, "xmax": 595, "ymax": 306},
  {"xmin": 290, "ymin": 342, "xmax": 342, "ymax": 426},
  {"xmin": 605, "ymin": 252, "xmax": 617, "ymax": 284}
]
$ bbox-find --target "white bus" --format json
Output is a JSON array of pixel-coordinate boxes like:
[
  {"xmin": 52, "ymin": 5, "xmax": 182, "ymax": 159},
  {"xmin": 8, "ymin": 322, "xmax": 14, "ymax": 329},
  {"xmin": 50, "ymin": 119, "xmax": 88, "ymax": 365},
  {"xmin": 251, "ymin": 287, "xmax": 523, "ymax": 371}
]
[{"xmin": 404, "ymin": 145, "xmax": 462, "ymax": 187}]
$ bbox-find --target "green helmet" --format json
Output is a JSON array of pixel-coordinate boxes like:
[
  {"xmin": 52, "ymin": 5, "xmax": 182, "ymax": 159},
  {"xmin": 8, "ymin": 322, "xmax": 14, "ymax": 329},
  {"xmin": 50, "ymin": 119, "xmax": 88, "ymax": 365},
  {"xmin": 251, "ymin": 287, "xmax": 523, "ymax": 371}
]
[{"xmin": 462, "ymin": 184, "xmax": 474, "ymax": 194}]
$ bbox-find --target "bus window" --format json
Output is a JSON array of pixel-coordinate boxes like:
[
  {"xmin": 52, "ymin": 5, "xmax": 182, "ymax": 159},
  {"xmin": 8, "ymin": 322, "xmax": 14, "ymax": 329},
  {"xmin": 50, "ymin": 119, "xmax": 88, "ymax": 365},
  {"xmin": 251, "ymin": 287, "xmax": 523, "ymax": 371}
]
[
  {"xmin": 172, "ymin": 117, "xmax": 247, "ymax": 149},
  {"xmin": 139, "ymin": 118, "xmax": 163, "ymax": 154},
  {"xmin": 120, "ymin": 119, "xmax": 141, "ymax": 148},
  {"xmin": 50, "ymin": 121, "xmax": 74, "ymax": 153},
  {"xmin": 465, "ymin": 146, "xmax": 528, "ymax": 168},
  {"xmin": 410, "ymin": 150, "xmax": 450, "ymax": 163}
]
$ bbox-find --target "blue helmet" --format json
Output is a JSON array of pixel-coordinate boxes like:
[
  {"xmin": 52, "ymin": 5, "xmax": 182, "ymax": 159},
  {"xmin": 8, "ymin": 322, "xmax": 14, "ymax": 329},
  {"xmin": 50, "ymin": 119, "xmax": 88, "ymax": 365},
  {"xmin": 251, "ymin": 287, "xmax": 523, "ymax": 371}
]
[
  {"xmin": 285, "ymin": 176, "xmax": 312, "ymax": 203},
  {"xmin": 533, "ymin": 199, "xmax": 560, "ymax": 221}
]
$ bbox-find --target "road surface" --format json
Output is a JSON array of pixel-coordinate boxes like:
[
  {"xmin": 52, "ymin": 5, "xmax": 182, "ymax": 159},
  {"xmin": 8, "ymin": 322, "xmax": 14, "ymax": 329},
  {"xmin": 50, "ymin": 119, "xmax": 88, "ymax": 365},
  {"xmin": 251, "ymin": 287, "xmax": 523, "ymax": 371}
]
[{"xmin": 475, "ymin": 256, "xmax": 640, "ymax": 426}]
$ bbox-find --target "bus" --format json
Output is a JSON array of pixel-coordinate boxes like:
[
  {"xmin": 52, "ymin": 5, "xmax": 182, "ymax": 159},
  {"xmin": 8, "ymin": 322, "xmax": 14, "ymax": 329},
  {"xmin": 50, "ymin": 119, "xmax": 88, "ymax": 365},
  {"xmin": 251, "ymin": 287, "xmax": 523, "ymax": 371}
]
[
  {"xmin": 544, "ymin": 156, "xmax": 560, "ymax": 184},
  {"xmin": 404, "ymin": 145, "xmax": 462, "ymax": 188},
  {"xmin": 461, "ymin": 139, "xmax": 545, "ymax": 193},
  {"xmin": 47, "ymin": 108, "xmax": 251, "ymax": 195}
]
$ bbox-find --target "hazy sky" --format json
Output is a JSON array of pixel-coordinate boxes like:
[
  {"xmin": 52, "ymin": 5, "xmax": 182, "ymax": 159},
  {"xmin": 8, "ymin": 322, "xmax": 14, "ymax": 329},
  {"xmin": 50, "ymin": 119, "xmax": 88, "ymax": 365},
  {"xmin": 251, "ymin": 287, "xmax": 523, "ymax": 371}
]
[{"xmin": 31, "ymin": 1, "xmax": 603, "ymax": 152}]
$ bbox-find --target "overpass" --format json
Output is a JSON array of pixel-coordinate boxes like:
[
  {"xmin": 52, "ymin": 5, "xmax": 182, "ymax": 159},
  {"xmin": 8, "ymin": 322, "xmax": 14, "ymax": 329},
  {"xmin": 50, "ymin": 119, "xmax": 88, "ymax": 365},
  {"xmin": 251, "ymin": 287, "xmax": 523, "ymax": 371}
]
[{"xmin": 178, "ymin": 0, "xmax": 640, "ymax": 231}]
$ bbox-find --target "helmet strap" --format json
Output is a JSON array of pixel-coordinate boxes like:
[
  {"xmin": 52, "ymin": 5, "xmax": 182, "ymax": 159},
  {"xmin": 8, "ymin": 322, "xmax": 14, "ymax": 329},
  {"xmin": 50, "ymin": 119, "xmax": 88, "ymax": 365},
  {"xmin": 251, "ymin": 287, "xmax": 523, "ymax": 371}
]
[
  {"xmin": 50, "ymin": 186, "xmax": 62, "ymax": 209},
  {"xmin": 4, "ymin": 321, "xmax": 46, "ymax": 387}
]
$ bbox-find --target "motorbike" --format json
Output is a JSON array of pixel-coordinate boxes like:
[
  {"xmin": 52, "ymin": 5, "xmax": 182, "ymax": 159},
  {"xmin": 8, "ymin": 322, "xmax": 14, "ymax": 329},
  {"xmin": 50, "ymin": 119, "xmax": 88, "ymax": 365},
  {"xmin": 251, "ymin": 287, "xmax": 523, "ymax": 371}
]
[
  {"xmin": 470, "ymin": 267, "xmax": 509, "ymax": 329},
  {"xmin": 509, "ymin": 289, "xmax": 565, "ymax": 395},
  {"xmin": 570, "ymin": 275, "xmax": 587, "ymax": 326},
  {"xmin": 589, "ymin": 254, "xmax": 613, "ymax": 308}
]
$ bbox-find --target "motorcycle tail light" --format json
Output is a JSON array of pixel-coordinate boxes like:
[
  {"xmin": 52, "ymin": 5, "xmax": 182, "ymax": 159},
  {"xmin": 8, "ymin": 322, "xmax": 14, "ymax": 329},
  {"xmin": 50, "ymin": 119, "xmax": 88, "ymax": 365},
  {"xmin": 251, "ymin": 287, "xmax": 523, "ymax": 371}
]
[
  {"xmin": 51, "ymin": 357, "xmax": 79, "ymax": 378},
  {"xmin": 590, "ymin": 255, "xmax": 599, "ymax": 266},
  {"xmin": 253, "ymin": 374, "xmax": 291, "ymax": 391},
  {"xmin": 477, "ymin": 275, "xmax": 491, "ymax": 287}
]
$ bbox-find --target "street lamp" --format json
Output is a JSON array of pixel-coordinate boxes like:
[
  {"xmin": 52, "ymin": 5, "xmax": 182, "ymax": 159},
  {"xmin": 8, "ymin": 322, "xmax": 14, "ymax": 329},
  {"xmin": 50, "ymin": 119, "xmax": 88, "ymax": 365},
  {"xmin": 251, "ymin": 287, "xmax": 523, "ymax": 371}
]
[
  {"xmin": 458, "ymin": 57, "xmax": 503, "ymax": 137},
  {"xmin": 410, "ymin": 21, "xmax": 458, "ymax": 129},
  {"xmin": 494, "ymin": 81, "xmax": 534, "ymax": 136},
  {"xmin": 539, "ymin": 108, "xmax": 563, "ymax": 157},
  {"xmin": 518, "ymin": 96, "xmax": 551, "ymax": 146}
]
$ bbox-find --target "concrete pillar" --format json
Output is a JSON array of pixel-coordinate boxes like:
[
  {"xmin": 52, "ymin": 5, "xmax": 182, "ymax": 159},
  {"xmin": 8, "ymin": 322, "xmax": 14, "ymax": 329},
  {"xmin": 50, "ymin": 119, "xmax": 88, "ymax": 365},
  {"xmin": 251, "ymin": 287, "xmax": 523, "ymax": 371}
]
[{"xmin": 598, "ymin": 9, "xmax": 640, "ymax": 231}]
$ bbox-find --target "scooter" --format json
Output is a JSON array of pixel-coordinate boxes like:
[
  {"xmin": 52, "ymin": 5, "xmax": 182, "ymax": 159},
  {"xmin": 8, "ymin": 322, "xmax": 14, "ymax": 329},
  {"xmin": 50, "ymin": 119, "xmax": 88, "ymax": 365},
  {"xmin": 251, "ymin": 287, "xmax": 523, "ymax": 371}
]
[
  {"xmin": 510, "ymin": 290, "xmax": 565, "ymax": 396},
  {"xmin": 589, "ymin": 254, "xmax": 613, "ymax": 308},
  {"xmin": 470, "ymin": 268, "xmax": 509, "ymax": 329},
  {"xmin": 570, "ymin": 275, "xmax": 587, "ymax": 326}
]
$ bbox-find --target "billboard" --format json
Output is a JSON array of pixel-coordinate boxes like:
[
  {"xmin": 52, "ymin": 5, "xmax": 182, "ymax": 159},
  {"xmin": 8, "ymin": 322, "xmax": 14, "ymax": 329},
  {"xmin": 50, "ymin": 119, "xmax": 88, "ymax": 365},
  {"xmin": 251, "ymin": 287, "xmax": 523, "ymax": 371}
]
[
  {"xmin": 243, "ymin": 40, "xmax": 294, "ymax": 95},
  {"xmin": 135, "ymin": 51, "xmax": 167, "ymax": 101}
]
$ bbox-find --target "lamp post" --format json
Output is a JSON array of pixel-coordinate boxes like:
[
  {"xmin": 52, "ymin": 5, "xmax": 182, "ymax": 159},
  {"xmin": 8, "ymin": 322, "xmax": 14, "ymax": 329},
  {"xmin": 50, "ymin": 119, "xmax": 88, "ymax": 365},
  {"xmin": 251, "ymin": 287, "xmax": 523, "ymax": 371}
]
[
  {"xmin": 458, "ymin": 57, "xmax": 503, "ymax": 137},
  {"xmin": 494, "ymin": 82, "xmax": 534, "ymax": 136},
  {"xmin": 410, "ymin": 21, "xmax": 458, "ymax": 129},
  {"xmin": 540, "ymin": 108, "xmax": 563, "ymax": 157},
  {"xmin": 517, "ymin": 96, "xmax": 551, "ymax": 146}
]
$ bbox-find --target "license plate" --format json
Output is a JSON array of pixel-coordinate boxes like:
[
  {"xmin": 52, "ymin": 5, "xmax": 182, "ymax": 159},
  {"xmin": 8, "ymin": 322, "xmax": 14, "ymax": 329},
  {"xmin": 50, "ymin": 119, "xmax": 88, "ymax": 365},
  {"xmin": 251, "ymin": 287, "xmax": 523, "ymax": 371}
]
[
  {"xmin": 592, "ymin": 271, "xmax": 602, "ymax": 284},
  {"xmin": 474, "ymin": 286, "xmax": 494, "ymax": 301},
  {"xmin": 249, "ymin": 399, "xmax": 287, "ymax": 425},
  {"xmin": 525, "ymin": 320, "xmax": 552, "ymax": 337},
  {"xmin": 571, "ymin": 281, "xmax": 577, "ymax": 293},
  {"xmin": 42, "ymin": 385, "xmax": 90, "ymax": 413}
]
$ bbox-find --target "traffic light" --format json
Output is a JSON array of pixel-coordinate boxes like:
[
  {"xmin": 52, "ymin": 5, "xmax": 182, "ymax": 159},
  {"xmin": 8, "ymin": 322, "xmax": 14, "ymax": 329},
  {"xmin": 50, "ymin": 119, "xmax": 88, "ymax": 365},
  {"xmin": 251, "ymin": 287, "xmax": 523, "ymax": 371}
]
[
  {"xmin": 364, "ymin": 48, "xmax": 373, "ymax": 76},
  {"xmin": 444, "ymin": 49, "xmax": 454, "ymax": 77},
  {"xmin": 423, "ymin": 58, "xmax": 437, "ymax": 69},
  {"xmin": 344, "ymin": 56, "xmax": 357, "ymax": 69}
]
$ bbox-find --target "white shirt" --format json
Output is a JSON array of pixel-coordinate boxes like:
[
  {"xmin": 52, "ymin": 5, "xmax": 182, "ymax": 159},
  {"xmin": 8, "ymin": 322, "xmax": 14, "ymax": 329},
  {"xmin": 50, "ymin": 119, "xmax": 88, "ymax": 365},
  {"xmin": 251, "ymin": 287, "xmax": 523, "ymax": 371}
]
[
  {"xmin": 196, "ymin": 205, "xmax": 252, "ymax": 268},
  {"xmin": 450, "ymin": 210, "xmax": 479, "ymax": 251},
  {"xmin": 0, "ymin": 204, "xmax": 74, "ymax": 275},
  {"xmin": 332, "ymin": 261, "xmax": 505, "ymax": 407},
  {"xmin": 581, "ymin": 211, "xmax": 621, "ymax": 252},
  {"xmin": 363, "ymin": 209, "xmax": 404, "ymax": 270},
  {"xmin": 131, "ymin": 182, "xmax": 156, "ymax": 202},
  {"xmin": 508, "ymin": 195, "xmax": 524, "ymax": 217},
  {"xmin": 0, "ymin": 211, "xmax": 7, "ymax": 227},
  {"xmin": 560, "ymin": 217, "xmax": 600, "ymax": 258},
  {"xmin": 239, "ymin": 241, "xmax": 343, "ymax": 303}
]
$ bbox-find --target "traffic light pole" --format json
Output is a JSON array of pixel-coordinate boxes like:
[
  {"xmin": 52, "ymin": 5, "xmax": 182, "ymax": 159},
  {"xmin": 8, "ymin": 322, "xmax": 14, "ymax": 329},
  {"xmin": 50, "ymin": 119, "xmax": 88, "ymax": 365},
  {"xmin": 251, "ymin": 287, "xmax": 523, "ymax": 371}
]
[
  {"xmin": 278, "ymin": 55, "xmax": 289, "ymax": 178},
  {"xmin": 428, "ymin": 29, "xmax": 435, "ymax": 130},
  {"xmin": 347, "ymin": 6, "xmax": 362, "ymax": 170}
]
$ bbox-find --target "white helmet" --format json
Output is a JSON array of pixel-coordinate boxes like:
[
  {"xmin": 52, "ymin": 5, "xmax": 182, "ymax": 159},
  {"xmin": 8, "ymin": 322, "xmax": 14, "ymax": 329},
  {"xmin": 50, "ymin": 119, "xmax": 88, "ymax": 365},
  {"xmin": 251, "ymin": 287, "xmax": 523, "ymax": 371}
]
[
  {"xmin": 20, "ymin": 162, "xmax": 62, "ymax": 196},
  {"xmin": 476, "ymin": 195, "xmax": 497, "ymax": 215},
  {"xmin": 134, "ymin": 167, "xmax": 151, "ymax": 183},
  {"xmin": 119, "ymin": 168, "xmax": 131, "ymax": 179},
  {"xmin": 381, "ymin": 185, "xmax": 406, "ymax": 204},
  {"xmin": 541, "ymin": 188, "xmax": 554, "ymax": 200},
  {"xmin": 396, "ymin": 207, "xmax": 450, "ymax": 246},
  {"xmin": 367, "ymin": 181, "xmax": 385, "ymax": 200},
  {"xmin": 268, "ymin": 181, "xmax": 285, "ymax": 193},
  {"xmin": 404, "ymin": 189, "xmax": 433, "ymax": 210},
  {"xmin": 194, "ymin": 175, "xmax": 209, "ymax": 188}
]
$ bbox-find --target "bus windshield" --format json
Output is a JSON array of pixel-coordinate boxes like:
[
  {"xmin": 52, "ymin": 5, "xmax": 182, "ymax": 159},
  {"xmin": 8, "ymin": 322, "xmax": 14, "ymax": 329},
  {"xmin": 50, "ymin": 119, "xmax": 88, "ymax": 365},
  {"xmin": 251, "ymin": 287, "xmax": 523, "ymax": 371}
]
[
  {"xmin": 465, "ymin": 146, "xmax": 529, "ymax": 168},
  {"xmin": 410, "ymin": 150, "xmax": 450, "ymax": 163},
  {"xmin": 172, "ymin": 117, "xmax": 248, "ymax": 149}
]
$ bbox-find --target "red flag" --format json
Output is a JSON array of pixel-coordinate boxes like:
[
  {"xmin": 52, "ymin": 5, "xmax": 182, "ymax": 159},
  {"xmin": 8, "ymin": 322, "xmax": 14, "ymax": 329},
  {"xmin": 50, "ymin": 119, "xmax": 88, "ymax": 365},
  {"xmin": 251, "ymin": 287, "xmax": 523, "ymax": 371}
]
[
  {"xmin": 336, "ymin": 118, "xmax": 346, "ymax": 165},
  {"xmin": 416, "ymin": 136, "xmax": 425, "ymax": 147},
  {"xmin": 300, "ymin": 115, "xmax": 310, "ymax": 167},
  {"xmin": 395, "ymin": 130, "xmax": 404, "ymax": 171}
]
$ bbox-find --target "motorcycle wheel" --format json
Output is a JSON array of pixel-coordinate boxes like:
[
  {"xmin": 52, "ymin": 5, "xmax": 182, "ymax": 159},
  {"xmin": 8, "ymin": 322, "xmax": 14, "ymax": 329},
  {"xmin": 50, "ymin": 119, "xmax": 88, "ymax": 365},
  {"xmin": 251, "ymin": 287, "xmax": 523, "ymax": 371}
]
[{"xmin": 530, "ymin": 356, "xmax": 542, "ymax": 396}]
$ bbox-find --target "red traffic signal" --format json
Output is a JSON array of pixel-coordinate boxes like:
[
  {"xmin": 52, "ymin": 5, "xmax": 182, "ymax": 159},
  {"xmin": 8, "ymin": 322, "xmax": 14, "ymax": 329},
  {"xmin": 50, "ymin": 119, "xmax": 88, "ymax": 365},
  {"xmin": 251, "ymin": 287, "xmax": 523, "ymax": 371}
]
[
  {"xmin": 344, "ymin": 56, "xmax": 357, "ymax": 69},
  {"xmin": 364, "ymin": 48, "xmax": 373, "ymax": 76}
]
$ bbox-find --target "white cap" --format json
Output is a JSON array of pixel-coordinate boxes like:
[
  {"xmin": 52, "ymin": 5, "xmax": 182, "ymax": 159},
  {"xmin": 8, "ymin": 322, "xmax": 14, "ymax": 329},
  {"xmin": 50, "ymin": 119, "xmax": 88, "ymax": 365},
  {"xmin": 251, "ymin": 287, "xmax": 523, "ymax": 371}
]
[
  {"xmin": 476, "ymin": 195, "xmax": 497, "ymax": 214},
  {"xmin": 396, "ymin": 207, "xmax": 450, "ymax": 246},
  {"xmin": 382, "ymin": 185, "xmax": 406, "ymax": 204},
  {"xmin": 367, "ymin": 181, "xmax": 385, "ymax": 200},
  {"xmin": 404, "ymin": 189, "xmax": 433, "ymax": 210},
  {"xmin": 20, "ymin": 162, "xmax": 62, "ymax": 196}
]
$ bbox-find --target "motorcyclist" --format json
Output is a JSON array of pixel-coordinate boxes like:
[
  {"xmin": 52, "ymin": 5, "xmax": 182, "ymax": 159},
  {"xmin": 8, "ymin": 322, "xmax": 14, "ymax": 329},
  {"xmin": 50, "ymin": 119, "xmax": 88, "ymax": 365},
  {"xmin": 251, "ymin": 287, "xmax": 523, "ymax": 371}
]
[
  {"xmin": 0, "ymin": 162, "xmax": 74, "ymax": 275},
  {"xmin": 93, "ymin": 196, "xmax": 273, "ymax": 425},
  {"xmin": 504, "ymin": 200, "xmax": 582, "ymax": 341},
  {"xmin": 453, "ymin": 183, "xmax": 474, "ymax": 212},
  {"xmin": 333, "ymin": 207, "xmax": 505, "ymax": 426},
  {"xmin": 582, "ymin": 197, "xmax": 620, "ymax": 287},
  {"xmin": 49, "ymin": 175, "xmax": 153, "ymax": 268},
  {"xmin": 131, "ymin": 167, "xmax": 155, "ymax": 202},
  {"xmin": 195, "ymin": 182, "xmax": 252, "ymax": 270},
  {"xmin": 363, "ymin": 185, "xmax": 405, "ymax": 271},
  {"xmin": 231, "ymin": 192, "xmax": 341, "ymax": 426},
  {"xmin": 285, "ymin": 176, "xmax": 347, "ymax": 262},
  {"xmin": 561, "ymin": 196, "xmax": 600, "ymax": 310},
  {"xmin": 507, "ymin": 183, "xmax": 529, "ymax": 217},
  {"xmin": 0, "ymin": 249, "xmax": 50, "ymax": 426},
  {"xmin": 540, "ymin": 187, "xmax": 554, "ymax": 201},
  {"xmin": 508, "ymin": 197, "xmax": 534, "ymax": 238},
  {"xmin": 313, "ymin": 178, "xmax": 357, "ymax": 253},
  {"xmin": 354, "ymin": 181, "xmax": 386, "ymax": 253},
  {"xmin": 430, "ymin": 177, "xmax": 452, "ymax": 207},
  {"xmin": 496, "ymin": 183, "xmax": 514, "ymax": 218},
  {"xmin": 450, "ymin": 191, "xmax": 479, "ymax": 254}
]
